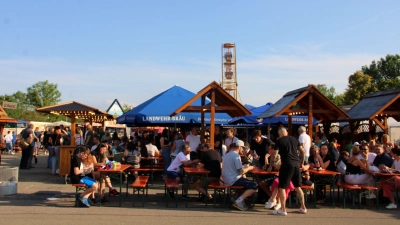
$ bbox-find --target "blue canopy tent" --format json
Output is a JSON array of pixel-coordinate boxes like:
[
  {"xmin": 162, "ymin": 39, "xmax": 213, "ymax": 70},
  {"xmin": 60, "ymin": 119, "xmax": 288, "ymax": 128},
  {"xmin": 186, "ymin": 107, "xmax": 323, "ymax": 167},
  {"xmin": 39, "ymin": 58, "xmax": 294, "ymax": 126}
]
[
  {"xmin": 229, "ymin": 103, "xmax": 318, "ymax": 126},
  {"xmin": 117, "ymin": 85, "xmax": 232, "ymax": 127}
]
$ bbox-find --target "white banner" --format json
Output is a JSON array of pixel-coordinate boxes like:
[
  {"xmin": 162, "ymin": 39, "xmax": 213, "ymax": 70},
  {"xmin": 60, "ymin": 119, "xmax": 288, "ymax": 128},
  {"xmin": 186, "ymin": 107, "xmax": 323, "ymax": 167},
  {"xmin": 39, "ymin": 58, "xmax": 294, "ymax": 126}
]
[{"xmin": 2, "ymin": 101, "xmax": 17, "ymax": 109}]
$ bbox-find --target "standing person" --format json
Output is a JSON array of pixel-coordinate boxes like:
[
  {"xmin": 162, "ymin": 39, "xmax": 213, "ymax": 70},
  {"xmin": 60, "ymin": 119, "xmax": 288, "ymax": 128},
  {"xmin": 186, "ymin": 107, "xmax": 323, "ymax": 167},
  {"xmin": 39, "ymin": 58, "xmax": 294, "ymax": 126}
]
[
  {"xmin": 75, "ymin": 127, "xmax": 84, "ymax": 146},
  {"xmin": 298, "ymin": 126, "xmax": 311, "ymax": 163},
  {"xmin": 5, "ymin": 131, "xmax": 14, "ymax": 155},
  {"xmin": 33, "ymin": 127, "xmax": 42, "ymax": 163},
  {"xmin": 20, "ymin": 122, "xmax": 34, "ymax": 169},
  {"xmin": 101, "ymin": 130, "xmax": 111, "ymax": 143},
  {"xmin": 84, "ymin": 124, "xmax": 94, "ymax": 147},
  {"xmin": 44, "ymin": 128, "xmax": 54, "ymax": 168},
  {"xmin": 224, "ymin": 128, "xmax": 238, "ymax": 156},
  {"xmin": 214, "ymin": 125, "xmax": 223, "ymax": 155},
  {"xmin": 250, "ymin": 129, "xmax": 273, "ymax": 168},
  {"xmin": 50, "ymin": 126, "xmax": 64, "ymax": 175},
  {"xmin": 269, "ymin": 127, "xmax": 307, "ymax": 216},
  {"xmin": 222, "ymin": 140, "xmax": 256, "ymax": 211},
  {"xmin": 171, "ymin": 133, "xmax": 185, "ymax": 161},
  {"xmin": 160, "ymin": 129, "xmax": 171, "ymax": 178},
  {"xmin": 186, "ymin": 127, "xmax": 201, "ymax": 160}
]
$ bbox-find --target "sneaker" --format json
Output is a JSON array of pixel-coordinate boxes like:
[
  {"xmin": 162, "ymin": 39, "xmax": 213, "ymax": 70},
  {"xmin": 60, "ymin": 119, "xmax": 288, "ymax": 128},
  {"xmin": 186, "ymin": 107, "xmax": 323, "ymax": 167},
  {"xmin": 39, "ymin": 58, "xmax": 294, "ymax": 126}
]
[
  {"xmin": 386, "ymin": 203, "xmax": 398, "ymax": 209},
  {"xmin": 366, "ymin": 193, "xmax": 376, "ymax": 199},
  {"xmin": 265, "ymin": 201, "xmax": 277, "ymax": 209},
  {"xmin": 232, "ymin": 200, "xmax": 248, "ymax": 211},
  {"xmin": 109, "ymin": 189, "xmax": 120, "ymax": 197},
  {"xmin": 317, "ymin": 167, "xmax": 322, "ymax": 171},
  {"xmin": 298, "ymin": 208, "xmax": 307, "ymax": 214},
  {"xmin": 273, "ymin": 203, "xmax": 281, "ymax": 210},
  {"xmin": 101, "ymin": 197, "xmax": 109, "ymax": 204},
  {"xmin": 11, "ymin": 152, "xmax": 15, "ymax": 155},
  {"xmin": 79, "ymin": 197, "xmax": 90, "ymax": 207},
  {"xmin": 272, "ymin": 209, "xmax": 287, "ymax": 216},
  {"xmin": 88, "ymin": 198, "xmax": 98, "ymax": 206},
  {"xmin": 182, "ymin": 194, "xmax": 188, "ymax": 200}
]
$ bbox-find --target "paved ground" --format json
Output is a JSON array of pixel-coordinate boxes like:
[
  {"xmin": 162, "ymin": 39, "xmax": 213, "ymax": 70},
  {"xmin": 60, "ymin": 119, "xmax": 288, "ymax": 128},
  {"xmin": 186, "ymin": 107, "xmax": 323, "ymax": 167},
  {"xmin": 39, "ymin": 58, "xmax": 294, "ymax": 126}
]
[{"xmin": 0, "ymin": 152, "xmax": 399, "ymax": 225}]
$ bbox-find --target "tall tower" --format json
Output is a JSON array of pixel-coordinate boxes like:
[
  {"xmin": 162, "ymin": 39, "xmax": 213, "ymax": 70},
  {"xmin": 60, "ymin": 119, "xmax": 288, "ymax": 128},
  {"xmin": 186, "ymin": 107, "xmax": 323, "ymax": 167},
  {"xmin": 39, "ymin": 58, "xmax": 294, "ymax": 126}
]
[{"xmin": 221, "ymin": 43, "xmax": 238, "ymax": 100}]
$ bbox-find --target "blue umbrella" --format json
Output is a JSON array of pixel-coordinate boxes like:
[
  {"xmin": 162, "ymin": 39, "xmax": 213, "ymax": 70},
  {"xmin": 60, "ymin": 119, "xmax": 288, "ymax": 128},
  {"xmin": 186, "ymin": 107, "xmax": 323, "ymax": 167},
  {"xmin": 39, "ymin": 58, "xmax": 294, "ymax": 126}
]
[
  {"xmin": 117, "ymin": 85, "xmax": 232, "ymax": 126},
  {"xmin": 229, "ymin": 103, "xmax": 317, "ymax": 125}
]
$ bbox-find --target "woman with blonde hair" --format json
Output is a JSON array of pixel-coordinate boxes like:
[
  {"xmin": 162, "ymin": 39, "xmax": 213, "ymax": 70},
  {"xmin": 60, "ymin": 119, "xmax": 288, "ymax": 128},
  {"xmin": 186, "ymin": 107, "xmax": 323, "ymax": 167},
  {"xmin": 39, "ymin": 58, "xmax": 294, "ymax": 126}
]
[
  {"xmin": 381, "ymin": 134, "xmax": 393, "ymax": 154},
  {"xmin": 75, "ymin": 127, "xmax": 84, "ymax": 146}
]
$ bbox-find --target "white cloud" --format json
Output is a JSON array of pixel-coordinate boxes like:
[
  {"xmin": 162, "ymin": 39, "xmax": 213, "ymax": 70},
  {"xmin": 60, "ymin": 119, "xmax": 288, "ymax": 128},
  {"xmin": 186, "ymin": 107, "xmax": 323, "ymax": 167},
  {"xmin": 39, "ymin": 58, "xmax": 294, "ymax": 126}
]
[{"xmin": 0, "ymin": 51, "xmax": 380, "ymax": 110}]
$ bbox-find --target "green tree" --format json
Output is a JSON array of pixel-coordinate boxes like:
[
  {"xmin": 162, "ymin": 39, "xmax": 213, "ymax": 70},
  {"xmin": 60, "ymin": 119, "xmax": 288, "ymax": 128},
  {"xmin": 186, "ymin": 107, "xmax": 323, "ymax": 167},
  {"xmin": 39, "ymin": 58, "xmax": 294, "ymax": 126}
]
[
  {"xmin": 316, "ymin": 84, "xmax": 345, "ymax": 106},
  {"xmin": 343, "ymin": 71, "xmax": 378, "ymax": 105},
  {"xmin": 122, "ymin": 103, "xmax": 134, "ymax": 113},
  {"xmin": 26, "ymin": 80, "xmax": 61, "ymax": 108},
  {"xmin": 362, "ymin": 54, "xmax": 400, "ymax": 90}
]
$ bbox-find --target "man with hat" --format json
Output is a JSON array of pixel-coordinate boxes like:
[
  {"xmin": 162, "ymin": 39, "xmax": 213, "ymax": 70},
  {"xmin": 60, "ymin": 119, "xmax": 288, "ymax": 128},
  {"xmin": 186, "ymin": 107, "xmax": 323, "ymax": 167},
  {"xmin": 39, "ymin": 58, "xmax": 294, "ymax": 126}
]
[{"xmin": 222, "ymin": 140, "xmax": 257, "ymax": 211}]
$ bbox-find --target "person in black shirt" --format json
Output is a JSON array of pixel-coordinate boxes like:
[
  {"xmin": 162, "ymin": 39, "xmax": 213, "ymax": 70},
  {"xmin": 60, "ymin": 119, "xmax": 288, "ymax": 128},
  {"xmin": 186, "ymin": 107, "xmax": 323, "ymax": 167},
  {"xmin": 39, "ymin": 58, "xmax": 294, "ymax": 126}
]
[
  {"xmin": 250, "ymin": 129, "xmax": 274, "ymax": 168},
  {"xmin": 195, "ymin": 143, "xmax": 222, "ymax": 201},
  {"xmin": 70, "ymin": 147, "xmax": 98, "ymax": 207},
  {"xmin": 214, "ymin": 125, "xmax": 223, "ymax": 155},
  {"xmin": 270, "ymin": 127, "xmax": 307, "ymax": 216}
]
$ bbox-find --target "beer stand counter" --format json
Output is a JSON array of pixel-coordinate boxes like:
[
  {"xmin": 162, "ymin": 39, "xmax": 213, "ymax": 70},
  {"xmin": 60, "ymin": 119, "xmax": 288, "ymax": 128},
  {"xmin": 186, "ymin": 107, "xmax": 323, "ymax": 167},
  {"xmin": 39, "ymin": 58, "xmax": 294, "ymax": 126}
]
[{"xmin": 35, "ymin": 101, "xmax": 115, "ymax": 177}]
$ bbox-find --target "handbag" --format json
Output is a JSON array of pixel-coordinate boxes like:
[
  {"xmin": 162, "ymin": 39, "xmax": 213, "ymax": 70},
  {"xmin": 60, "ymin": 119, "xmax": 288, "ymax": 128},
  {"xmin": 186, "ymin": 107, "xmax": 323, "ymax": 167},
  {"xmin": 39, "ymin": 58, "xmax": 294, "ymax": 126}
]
[{"xmin": 19, "ymin": 129, "xmax": 30, "ymax": 150}]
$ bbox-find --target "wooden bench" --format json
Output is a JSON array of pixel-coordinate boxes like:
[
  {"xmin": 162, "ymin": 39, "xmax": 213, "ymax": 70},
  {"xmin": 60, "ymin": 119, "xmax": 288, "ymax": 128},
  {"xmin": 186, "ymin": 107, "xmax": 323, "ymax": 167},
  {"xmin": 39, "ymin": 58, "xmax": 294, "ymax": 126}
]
[
  {"xmin": 72, "ymin": 184, "xmax": 87, "ymax": 207},
  {"xmin": 165, "ymin": 178, "xmax": 180, "ymax": 208},
  {"xmin": 336, "ymin": 182, "xmax": 361, "ymax": 208},
  {"xmin": 358, "ymin": 185, "xmax": 379, "ymax": 209},
  {"xmin": 208, "ymin": 180, "xmax": 228, "ymax": 207},
  {"xmin": 131, "ymin": 176, "xmax": 149, "ymax": 207}
]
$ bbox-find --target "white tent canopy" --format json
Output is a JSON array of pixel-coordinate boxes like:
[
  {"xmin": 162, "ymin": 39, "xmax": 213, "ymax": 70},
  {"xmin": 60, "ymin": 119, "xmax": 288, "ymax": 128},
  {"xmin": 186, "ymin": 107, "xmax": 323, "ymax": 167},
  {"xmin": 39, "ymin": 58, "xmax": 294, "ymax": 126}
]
[{"xmin": 51, "ymin": 121, "xmax": 71, "ymax": 127}]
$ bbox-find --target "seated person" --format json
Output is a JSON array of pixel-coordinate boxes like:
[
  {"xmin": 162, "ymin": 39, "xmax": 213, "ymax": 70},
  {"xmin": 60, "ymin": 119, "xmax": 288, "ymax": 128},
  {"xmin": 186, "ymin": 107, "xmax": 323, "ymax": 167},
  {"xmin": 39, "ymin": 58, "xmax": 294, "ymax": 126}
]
[
  {"xmin": 259, "ymin": 144, "xmax": 280, "ymax": 199},
  {"xmin": 92, "ymin": 143, "xmax": 120, "ymax": 203},
  {"xmin": 344, "ymin": 146, "xmax": 374, "ymax": 197},
  {"xmin": 379, "ymin": 147, "xmax": 400, "ymax": 209},
  {"xmin": 71, "ymin": 147, "xmax": 98, "ymax": 207},
  {"xmin": 222, "ymin": 140, "xmax": 257, "ymax": 211},
  {"xmin": 358, "ymin": 143, "xmax": 376, "ymax": 165},
  {"xmin": 166, "ymin": 144, "xmax": 200, "ymax": 199},
  {"xmin": 373, "ymin": 144, "xmax": 394, "ymax": 169},
  {"xmin": 195, "ymin": 143, "xmax": 222, "ymax": 201},
  {"xmin": 265, "ymin": 178, "xmax": 294, "ymax": 210},
  {"xmin": 336, "ymin": 151, "xmax": 350, "ymax": 175}
]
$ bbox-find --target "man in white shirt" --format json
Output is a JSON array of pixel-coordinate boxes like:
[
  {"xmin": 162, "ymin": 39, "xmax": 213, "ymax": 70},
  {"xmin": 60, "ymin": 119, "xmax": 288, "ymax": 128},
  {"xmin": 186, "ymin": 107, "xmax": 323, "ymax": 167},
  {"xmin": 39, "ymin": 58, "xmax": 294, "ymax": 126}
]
[
  {"xmin": 5, "ymin": 131, "xmax": 14, "ymax": 154},
  {"xmin": 167, "ymin": 144, "xmax": 200, "ymax": 199},
  {"xmin": 185, "ymin": 127, "xmax": 201, "ymax": 160},
  {"xmin": 298, "ymin": 126, "xmax": 311, "ymax": 162},
  {"xmin": 359, "ymin": 143, "xmax": 376, "ymax": 165}
]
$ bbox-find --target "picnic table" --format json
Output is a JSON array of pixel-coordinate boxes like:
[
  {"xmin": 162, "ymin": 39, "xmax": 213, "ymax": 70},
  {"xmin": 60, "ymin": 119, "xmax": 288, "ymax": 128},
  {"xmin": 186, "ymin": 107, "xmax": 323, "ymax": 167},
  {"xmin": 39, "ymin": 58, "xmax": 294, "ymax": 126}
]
[
  {"xmin": 183, "ymin": 167, "xmax": 210, "ymax": 208},
  {"xmin": 98, "ymin": 164, "xmax": 130, "ymax": 207}
]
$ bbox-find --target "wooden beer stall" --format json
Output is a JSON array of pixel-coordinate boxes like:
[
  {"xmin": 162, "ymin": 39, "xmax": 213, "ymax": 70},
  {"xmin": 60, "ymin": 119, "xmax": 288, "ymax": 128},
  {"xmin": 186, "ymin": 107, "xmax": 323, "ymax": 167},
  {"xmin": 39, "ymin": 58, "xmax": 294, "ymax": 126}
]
[
  {"xmin": 36, "ymin": 102, "xmax": 114, "ymax": 176},
  {"xmin": 0, "ymin": 105, "xmax": 17, "ymax": 164}
]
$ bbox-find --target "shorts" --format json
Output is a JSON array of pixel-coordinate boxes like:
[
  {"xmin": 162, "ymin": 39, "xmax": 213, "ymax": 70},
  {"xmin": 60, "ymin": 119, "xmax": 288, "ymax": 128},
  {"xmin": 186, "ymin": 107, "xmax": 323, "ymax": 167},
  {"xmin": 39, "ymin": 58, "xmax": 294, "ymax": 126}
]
[
  {"xmin": 34, "ymin": 142, "xmax": 41, "ymax": 148},
  {"xmin": 278, "ymin": 164, "xmax": 301, "ymax": 189},
  {"xmin": 167, "ymin": 171, "xmax": 185, "ymax": 180},
  {"xmin": 233, "ymin": 177, "xmax": 258, "ymax": 190},
  {"xmin": 198, "ymin": 177, "xmax": 220, "ymax": 189},
  {"xmin": 5, "ymin": 143, "xmax": 12, "ymax": 150},
  {"xmin": 79, "ymin": 176, "xmax": 97, "ymax": 188}
]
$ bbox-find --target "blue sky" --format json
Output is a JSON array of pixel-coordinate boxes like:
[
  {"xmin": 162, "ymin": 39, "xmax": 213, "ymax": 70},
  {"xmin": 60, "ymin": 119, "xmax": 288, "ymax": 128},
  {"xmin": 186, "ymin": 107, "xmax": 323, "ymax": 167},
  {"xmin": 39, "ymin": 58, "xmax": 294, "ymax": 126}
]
[{"xmin": 1, "ymin": 0, "xmax": 399, "ymax": 110}]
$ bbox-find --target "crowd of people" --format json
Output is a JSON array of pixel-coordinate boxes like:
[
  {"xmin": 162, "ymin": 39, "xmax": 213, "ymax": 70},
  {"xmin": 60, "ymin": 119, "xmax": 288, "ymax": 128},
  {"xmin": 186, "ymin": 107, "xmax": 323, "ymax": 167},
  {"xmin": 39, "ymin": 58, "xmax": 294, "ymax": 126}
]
[{"xmin": 8, "ymin": 122, "xmax": 400, "ymax": 213}]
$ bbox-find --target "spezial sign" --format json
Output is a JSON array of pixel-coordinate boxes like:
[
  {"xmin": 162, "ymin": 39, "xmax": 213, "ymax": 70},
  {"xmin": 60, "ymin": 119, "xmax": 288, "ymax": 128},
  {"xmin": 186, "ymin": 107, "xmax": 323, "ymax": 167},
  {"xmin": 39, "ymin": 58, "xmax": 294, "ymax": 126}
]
[{"xmin": 2, "ymin": 101, "xmax": 17, "ymax": 109}]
